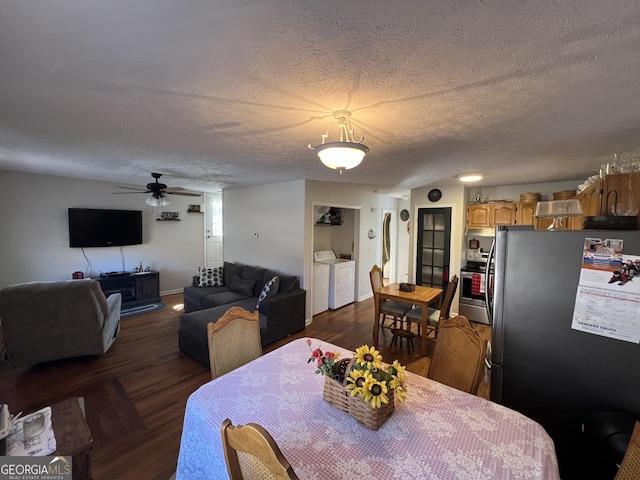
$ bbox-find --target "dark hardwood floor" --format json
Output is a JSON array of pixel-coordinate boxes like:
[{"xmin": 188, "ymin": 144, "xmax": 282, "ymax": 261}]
[{"xmin": 0, "ymin": 293, "xmax": 490, "ymax": 479}]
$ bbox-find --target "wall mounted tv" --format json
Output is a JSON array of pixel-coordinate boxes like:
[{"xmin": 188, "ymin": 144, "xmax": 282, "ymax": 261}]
[{"xmin": 68, "ymin": 208, "xmax": 143, "ymax": 248}]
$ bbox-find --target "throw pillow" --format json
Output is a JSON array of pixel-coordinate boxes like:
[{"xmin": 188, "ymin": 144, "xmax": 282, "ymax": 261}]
[
  {"xmin": 256, "ymin": 276, "xmax": 280, "ymax": 309},
  {"xmin": 229, "ymin": 275, "xmax": 256, "ymax": 297},
  {"xmin": 198, "ymin": 266, "xmax": 223, "ymax": 287}
]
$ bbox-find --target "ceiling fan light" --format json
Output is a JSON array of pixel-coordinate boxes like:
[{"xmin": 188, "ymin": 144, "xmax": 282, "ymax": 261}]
[{"xmin": 145, "ymin": 194, "xmax": 169, "ymax": 207}]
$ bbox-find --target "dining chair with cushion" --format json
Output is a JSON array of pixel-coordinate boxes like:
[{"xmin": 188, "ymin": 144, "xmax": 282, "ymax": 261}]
[
  {"xmin": 405, "ymin": 275, "xmax": 458, "ymax": 339},
  {"xmin": 369, "ymin": 265, "xmax": 411, "ymax": 330},
  {"xmin": 207, "ymin": 306, "xmax": 262, "ymax": 379},
  {"xmin": 615, "ymin": 420, "xmax": 640, "ymax": 480},
  {"xmin": 221, "ymin": 418, "xmax": 299, "ymax": 480},
  {"xmin": 427, "ymin": 314, "xmax": 487, "ymax": 395}
]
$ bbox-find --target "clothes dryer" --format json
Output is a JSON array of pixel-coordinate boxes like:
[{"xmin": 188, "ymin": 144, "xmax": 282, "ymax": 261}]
[{"xmin": 313, "ymin": 250, "xmax": 355, "ymax": 309}]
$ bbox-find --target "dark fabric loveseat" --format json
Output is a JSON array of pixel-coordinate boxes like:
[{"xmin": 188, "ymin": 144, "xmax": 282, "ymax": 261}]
[{"xmin": 179, "ymin": 261, "xmax": 306, "ymax": 366}]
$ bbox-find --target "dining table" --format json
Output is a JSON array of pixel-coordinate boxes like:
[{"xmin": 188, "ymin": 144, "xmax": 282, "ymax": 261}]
[
  {"xmin": 374, "ymin": 282, "xmax": 443, "ymax": 356},
  {"xmin": 175, "ymin": 338, "xmax": 560, "ymax": 480}
]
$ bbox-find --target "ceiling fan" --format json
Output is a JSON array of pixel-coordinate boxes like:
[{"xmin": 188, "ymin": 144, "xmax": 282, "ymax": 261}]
[{"xmin": 114, "ymin": 173, "xmax": 201, "ymax": 206}]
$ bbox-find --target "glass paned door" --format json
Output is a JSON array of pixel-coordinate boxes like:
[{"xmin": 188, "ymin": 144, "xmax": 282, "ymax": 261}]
[{"xmin": 416, "ymin": 207, "xmax": 451, "ymax": 290}]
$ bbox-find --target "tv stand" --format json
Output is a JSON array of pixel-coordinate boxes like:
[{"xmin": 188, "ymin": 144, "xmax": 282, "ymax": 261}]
[
  {"xmin": 99, "ymin": 271, "xmax": 131, "ymax": 278},
  {"xmin": 95, "ymin": 271, "xmax": 160, "ymax": 307}
]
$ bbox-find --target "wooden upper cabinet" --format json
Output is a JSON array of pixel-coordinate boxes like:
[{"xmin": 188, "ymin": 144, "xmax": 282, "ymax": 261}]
[
  {"xmin": 492, "ymin": 203, "xmax": 517, "ymax": 225},
  {"xmin": 467, "ymin": 203, "xmax": 516, "ymax": 227},
  {"xmin": 466, "ymin": 204, "xmax": 492, "ymax": 227},
  {"xmin": 516, "ymin": 203, "xmax": 537, "ymax": 226},
  {"xmin": 574, "ymin": 180, "xmax": 603, "ymax": 217},
  {"xmin": 602, "ymin": 172, "xmax": 640, "ymax": 216}
]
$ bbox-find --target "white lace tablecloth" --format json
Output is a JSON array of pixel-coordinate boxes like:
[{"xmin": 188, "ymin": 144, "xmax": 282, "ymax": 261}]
[{"xmin": 176, "ymin": 338, "xmax": 559, "ymax": 480}]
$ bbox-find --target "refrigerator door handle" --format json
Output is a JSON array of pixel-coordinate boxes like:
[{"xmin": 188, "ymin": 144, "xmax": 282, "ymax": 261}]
[{"xmin": 485, "ymin": 238, "xmax": 496, "ymax": 321}]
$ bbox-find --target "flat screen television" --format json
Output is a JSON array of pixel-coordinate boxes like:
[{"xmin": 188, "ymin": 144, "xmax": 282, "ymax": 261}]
[{"xmin": 68, "ymin": 208, "xmax": 143, "ymax": 247}]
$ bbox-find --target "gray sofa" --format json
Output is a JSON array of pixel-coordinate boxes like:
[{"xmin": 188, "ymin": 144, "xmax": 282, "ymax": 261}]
[
  {"xmin": 0, "ymin": 279, "xmax": 121, "ymax": 366},
  {"xmin": 179, "ymin": 262, "xmax": 306, "ymax": 366}
]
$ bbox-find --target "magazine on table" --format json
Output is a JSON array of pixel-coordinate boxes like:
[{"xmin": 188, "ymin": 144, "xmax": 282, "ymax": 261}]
[{"xmin": 5, "ymin": 406, "xmax": 56, "ymax": 456}]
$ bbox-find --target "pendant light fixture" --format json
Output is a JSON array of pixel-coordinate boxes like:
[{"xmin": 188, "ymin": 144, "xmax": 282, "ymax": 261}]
[{"xmin": 309, "ymin": 110, "xmax": 368, "ymax": 174}]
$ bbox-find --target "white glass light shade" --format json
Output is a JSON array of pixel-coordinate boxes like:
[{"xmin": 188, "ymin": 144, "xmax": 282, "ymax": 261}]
[
  {"xmin": 314, "ymin": 142, "xmax": 369, "ymax": 172},
  {"xmin": 145, "ymin": 195, "xmax": 170, "ymax": 207}
]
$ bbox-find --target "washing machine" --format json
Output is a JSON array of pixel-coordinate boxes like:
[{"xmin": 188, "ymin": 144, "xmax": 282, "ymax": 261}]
[
  {"xmin": 312, "ymin": 262, "xmax": 330, "ymax": 315},
  {"xmin": 313, "ymin": 250, "xmax": 355, "ymax": 309}
]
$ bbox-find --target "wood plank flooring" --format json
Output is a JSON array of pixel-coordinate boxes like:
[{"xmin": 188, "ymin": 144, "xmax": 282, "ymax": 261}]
[{"xmin": 0, "ymin": 293, "xmax": 490, "ymax": 480}]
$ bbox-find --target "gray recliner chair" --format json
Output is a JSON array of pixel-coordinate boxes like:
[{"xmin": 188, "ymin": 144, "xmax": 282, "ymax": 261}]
[{"xmin": 0, "ymin": 279, "xmax": 121, "ymax": 366}]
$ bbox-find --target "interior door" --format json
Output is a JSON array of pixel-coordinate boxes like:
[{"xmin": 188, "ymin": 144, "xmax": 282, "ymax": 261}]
[
  {"xmin": 205, "ymin": 193, "xmax": 223, "ymax": 269},
  {"xmin": 416, "ymin": 207, "xmax": 452, "ymax": 290}
]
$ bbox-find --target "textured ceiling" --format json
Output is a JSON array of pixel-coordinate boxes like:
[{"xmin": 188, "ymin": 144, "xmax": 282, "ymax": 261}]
[{"xmin": 2, "ymin": 1, "xmax": 640, "ymax": 196}]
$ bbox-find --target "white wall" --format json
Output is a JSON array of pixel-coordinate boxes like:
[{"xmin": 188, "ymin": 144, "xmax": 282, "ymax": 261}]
[
  {"xmin": 408, "ymin": 179, "xmax": 585, "ymax": 317},
  {"xmin": 0, "ymin": 171, "xmax": 204, "ymax": 293},
  {"xmin": 396, "ymin": 197, "xmax": 411, "ymax": 283},
  {"xmin": 410, "ymin": 185, "xmax": 467, "ymax": 315},
  {"xmin": 222, "ymin": 180, "xmax": 306, "ymax": 278},
  {"xmin": 305, "ymin": 181, "xmax": 401, "ymax": 313}
]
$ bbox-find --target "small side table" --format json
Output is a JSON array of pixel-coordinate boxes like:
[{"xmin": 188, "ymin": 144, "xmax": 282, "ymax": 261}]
[{"xmin": 51, "ymin": 397, "xmax": 93, "ymax": 480}]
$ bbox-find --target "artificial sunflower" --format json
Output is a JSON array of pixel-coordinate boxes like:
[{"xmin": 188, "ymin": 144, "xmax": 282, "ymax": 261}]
[
  {"xmin": 389, "ymin": 377, "xmax": 407, "ymax": 403},
  {"xmin": 346, "ymin": 369, "xmax": 372, "ymax": 397},
  {"xmin": 388, "ymin": 360, "xmax": 406, "ymax": 380},
  {"xmin": 361, "ymin": 378, "xmax": 389, "ymax": 408},
  {"xmin": 354, "ymin": 345, "xmax": 383, "ymax": 369}
]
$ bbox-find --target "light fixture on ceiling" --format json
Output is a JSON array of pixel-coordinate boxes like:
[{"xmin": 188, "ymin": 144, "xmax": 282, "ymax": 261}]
[
  {"xmin": 309, "ymin": 110, "xmax": 369, "ymax": 174},
  {"xmin": 459, "ymin": 174, "xmax": 483, "ymax": 182},
  {"xmin": 145, "ymin": 193, "xmax": 170, "ymax": 207}
]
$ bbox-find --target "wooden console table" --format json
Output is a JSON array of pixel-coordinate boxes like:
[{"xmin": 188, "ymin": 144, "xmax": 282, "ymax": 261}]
[{"xmin": 51, "ymin": 397, "xmax": 93, "ymax": 480}]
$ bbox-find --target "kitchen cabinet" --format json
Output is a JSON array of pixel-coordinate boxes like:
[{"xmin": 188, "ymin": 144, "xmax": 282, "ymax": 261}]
[
  {"xmin": 600, "ymin": 172, "xmax": 640, "ymax": 216},
  {"xmin": 492, "ymin": 203, "xmax": 517, "ymax": 225},
  {"xmin": 574, "ymin": 180, "xmax": 602, "ymax": 217},
  {"xmin": 572, "ymin": 172, "xmax": 640, "ymax": 228},
  {"xmin": 466, "ymin": 203, "xmax": 516, "ymax": 228},
  {"xmin": 466, "ymin": 204, "xmax": 492, "ymax": 227},
  {"xmin": 516, "ymin": 202, "xmax": 553, "ymax": 230}
]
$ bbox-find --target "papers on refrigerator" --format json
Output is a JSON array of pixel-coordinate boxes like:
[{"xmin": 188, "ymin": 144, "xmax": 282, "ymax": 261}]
[{"xmin": 572, "ymin": 238, "xmax": 640, "ymax": 343}]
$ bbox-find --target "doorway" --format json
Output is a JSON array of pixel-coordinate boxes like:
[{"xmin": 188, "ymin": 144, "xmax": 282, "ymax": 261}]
[
  {"xmin": 205, "ymin": 193, "xmax": 223, "ymax": 268},
  {"xmin": 381, "ymin": 209, "xmax": 397, "ymax": 284},
  {"xmin": 415, "ymin": 207, "xmax": 452, "ymax": 290}
]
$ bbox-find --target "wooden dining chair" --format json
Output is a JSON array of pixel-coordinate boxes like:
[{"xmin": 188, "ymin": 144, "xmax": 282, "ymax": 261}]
[
  {"xmin": 615, "ymin": 420, "xmax": 640, "ymax": 480},
  {"xmin": 207, "ymin": 306, "xmax": 262, "ymax": 379},
  {"xmin": 427, "ymin": 314, "xmax": 487, "ymax": 395},
  {"xmin": 369, "ymin": 265, "xmax": 411, "ymax": 330},
  {"xmin": 221, "ymin": 418, "xmax": 299, "ymax": 480},
  {"xmin": 405, "ymin": 275, "xmax": 458, "ymax": 339}
]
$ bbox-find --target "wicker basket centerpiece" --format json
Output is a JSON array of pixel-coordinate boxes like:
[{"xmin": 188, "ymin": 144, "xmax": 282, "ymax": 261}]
[{"xmin": 307, "ymin": 341, "xmax": 407, "ymax": 430}]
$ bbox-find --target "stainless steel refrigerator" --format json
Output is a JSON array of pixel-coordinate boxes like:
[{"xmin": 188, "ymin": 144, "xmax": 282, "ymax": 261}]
[{"xmin": 489, "ymin": 226, "xmax": 640, "ymax": 479}]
